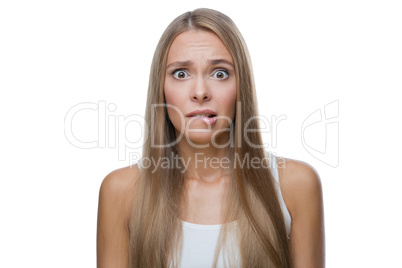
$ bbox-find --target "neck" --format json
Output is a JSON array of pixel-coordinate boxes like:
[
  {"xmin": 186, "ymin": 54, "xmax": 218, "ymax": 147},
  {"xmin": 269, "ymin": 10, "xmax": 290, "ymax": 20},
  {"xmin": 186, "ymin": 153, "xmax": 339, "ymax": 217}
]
[{"xmin": 176, "ymin": 139, "xmax": 233, "ymax": 183}]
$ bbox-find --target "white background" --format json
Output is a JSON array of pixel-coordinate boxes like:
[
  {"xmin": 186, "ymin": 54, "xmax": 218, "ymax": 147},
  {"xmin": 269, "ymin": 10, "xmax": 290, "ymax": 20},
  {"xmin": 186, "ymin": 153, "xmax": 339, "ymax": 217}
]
[{"xmin": 1, "ymin": 0, "xmax": 401, "ymax": 267}]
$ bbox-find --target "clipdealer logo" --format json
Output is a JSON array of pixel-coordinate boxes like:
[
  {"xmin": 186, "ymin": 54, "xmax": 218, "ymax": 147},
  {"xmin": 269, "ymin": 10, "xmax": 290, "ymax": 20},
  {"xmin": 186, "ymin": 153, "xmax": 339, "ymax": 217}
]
[
  {"xmin": 301, "ymin": 100, "xmax": 339, "ymax": 167},
  {"xmin": 64, "ymin": 99, "xmax": 339, "ymax": 168}
]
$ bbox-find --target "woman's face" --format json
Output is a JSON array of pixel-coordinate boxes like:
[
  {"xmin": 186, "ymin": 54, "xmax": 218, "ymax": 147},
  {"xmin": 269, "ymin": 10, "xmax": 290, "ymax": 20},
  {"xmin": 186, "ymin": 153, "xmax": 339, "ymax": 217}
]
[{"xmin": 164, "ymin": 30, "xmax": 237, "ymax": 146}]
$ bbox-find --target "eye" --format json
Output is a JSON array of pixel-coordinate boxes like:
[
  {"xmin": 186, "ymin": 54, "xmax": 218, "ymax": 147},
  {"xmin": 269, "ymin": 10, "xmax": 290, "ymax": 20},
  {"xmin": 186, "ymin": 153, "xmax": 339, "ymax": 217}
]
[
  {"xmin": 212, "ymin": 69, "xmax": 229, "ymax": 80},
  {"xmin": 172, "ymin": 69, "xmax": 189, "ymax": 79}
]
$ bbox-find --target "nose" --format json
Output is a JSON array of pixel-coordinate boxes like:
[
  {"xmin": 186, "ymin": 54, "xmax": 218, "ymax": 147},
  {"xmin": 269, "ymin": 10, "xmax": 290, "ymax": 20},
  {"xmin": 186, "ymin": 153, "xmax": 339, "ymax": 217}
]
[{"xmin": 191, "ymin": 76, "xmax": 211, "ymax": 103}]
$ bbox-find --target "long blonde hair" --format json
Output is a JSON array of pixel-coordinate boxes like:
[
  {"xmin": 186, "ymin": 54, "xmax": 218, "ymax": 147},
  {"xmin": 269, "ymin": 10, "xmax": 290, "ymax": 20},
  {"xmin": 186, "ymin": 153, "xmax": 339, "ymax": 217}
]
[{"xmin": 129, "ymin": 8, "xmax": 291, "ymax": 267}]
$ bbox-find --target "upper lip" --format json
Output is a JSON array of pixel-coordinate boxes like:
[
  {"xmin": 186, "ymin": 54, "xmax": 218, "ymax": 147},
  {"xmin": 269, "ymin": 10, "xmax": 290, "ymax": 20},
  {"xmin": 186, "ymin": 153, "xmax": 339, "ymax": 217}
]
[{"xmin": 186, "ymin": 109, "xmax": 217, "ymax": 117}]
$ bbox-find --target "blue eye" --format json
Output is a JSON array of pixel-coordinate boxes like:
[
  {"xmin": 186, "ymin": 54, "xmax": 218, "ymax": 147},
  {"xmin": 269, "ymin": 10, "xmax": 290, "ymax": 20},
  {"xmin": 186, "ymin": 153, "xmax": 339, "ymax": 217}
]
[
  {"xmin": 212, "ymin": 69, "xmax": 229, "ymax": 79},
  {"xmin": 172, "ymin": 70, "xmax": 189, "ymax": 79}
]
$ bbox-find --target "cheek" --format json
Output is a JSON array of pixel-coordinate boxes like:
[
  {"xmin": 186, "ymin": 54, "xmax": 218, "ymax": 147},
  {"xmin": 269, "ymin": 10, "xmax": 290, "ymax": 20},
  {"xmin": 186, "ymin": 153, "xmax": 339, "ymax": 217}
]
[
  {"xmin": 164, "ymin": 78, "xmax": 185, "ymax": 105},
  {"xmin": 164, "ymin": 81, "xmax": 178, "ymax": 107},
  {"xmin": 220, "ymin": 84, "xmax": 237, "ymax": 116},
  {"xmin": 228, "ymin": 96, "xmax": 237, "ymax": 118},
  {"xmin": 164, "ymin": 85, "xmax": 184, "ymax": 124},
  {"xmin": 163, "ymin": 81, "xmax": 172, "ymax": 104}
]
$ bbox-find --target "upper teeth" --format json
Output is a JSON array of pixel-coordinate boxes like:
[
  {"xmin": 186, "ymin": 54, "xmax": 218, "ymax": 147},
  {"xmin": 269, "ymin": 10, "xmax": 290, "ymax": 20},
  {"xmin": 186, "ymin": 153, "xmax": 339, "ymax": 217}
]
[{"xmin": 194, "ymin": 114, "xmax": 210, "ymax": 117}]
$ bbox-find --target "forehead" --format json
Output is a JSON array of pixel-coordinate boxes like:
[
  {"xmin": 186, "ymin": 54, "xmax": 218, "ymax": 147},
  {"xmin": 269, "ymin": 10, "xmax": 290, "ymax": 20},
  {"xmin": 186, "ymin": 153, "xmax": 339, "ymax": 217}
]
[{"xmin": 167, "ymin": 30, "xmax": 233, "ymax": 62}]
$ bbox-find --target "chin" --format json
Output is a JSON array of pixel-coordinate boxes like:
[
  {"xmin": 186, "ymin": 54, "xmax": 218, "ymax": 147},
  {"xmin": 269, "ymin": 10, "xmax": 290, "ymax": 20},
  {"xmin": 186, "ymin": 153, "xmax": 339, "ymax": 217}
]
[
  {"xmin": 184, "ymin": 133, "xmax": 214, "ymax": 147},
  {"xmin": 184, "ymin": 131, "xmax": 233, "ymax": 148}
]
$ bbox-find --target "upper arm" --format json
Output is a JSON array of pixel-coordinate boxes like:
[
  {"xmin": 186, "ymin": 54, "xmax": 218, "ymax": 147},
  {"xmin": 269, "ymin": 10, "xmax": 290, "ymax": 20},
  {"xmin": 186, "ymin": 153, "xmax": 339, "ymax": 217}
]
[
  {"xmin": 278, "ymin": 158, "xmax": 325, "ymax": 268},
  {"xmin": 96, "ymin": 165, "xmax": 139, "ymax": 268}
]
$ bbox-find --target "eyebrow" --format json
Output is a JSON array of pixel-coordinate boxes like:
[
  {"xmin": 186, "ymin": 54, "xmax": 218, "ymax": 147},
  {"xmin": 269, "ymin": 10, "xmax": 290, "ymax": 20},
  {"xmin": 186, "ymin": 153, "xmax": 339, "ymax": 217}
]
[
  {"xmin": 166, "ymin": 59, "xmax": 234, "ymax": 70},
  {"xmin": 208, "ymin": 59, "xmax": 234, "ymax": 68}
]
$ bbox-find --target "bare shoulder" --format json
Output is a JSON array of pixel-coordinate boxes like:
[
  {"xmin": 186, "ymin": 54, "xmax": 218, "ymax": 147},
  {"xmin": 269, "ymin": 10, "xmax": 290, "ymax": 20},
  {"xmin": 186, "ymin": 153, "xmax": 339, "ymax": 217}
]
[
  {"xmin": 276, "ymin": 157, "xmax": 325, "ymax": 266},
  {"xmin": 98, "ymin": 164, "xmax": 140, "ymax": 219},
  {"xmin": 97, "ymin": 164, "xmax": 140, "ymax": 268},
  {"xmin": 100, "ymin": 164, "xmax": 140, "ymax": 196},
  {"xmin": 275, "ymin": 156, "xmax": 323, "ymax": 219}
]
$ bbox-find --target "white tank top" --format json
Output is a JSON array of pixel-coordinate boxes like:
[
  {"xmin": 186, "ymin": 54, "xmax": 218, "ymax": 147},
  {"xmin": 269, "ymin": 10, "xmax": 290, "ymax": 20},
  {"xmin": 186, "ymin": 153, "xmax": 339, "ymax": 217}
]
[{"xmin": 137, "ymin": 151, "xmax": 292, "ymax": 267}]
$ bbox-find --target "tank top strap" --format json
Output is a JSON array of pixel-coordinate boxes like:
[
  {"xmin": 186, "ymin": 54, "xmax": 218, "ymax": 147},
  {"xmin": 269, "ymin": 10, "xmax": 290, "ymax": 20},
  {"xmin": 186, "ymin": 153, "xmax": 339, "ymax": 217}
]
[
  {"xmin": 136, "ymin": 157, "xmax": 142, "ymax": 170},
  {"xmin": 265, "ymin": 150, "xmax": 292, "ymax": 238}
]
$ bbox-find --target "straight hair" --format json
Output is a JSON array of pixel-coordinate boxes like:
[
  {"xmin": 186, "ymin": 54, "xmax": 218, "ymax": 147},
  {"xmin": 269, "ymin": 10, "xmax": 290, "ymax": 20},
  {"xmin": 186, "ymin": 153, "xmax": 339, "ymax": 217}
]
[{"xmin": 129, "ymin": 8, "xmax": 292, "ymax": 267}]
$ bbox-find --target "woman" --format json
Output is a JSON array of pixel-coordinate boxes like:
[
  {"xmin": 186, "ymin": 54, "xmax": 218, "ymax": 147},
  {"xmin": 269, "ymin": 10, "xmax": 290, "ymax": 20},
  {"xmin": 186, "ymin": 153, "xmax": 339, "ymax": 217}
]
[{"xmin": 97, "ymin": 8, "xmax": 325, "ymax": 268}]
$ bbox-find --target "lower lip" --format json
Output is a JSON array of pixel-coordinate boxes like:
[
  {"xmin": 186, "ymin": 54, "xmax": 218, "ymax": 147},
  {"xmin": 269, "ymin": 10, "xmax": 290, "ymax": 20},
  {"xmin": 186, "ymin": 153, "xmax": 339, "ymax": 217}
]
[{"xmin": 188, "ymin": 116, "xmax": 218, "ymax": 125}]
